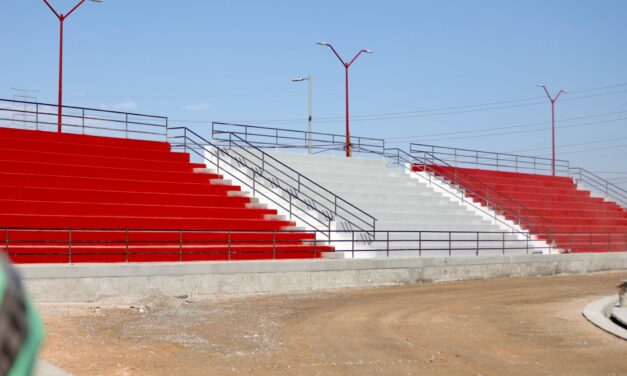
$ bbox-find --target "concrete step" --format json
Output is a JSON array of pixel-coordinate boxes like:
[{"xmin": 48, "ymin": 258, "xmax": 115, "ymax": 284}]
[
  {"xmin": 266, "ymin": 151, "xmax": 388, "ymax": 168},
  {"xmin": 369, "ymin": 212, "xmax": 487, "ymax": 224},
  {"xmin": 374, "ymin": 222, "xmax": 510, "ymax": 232},
  {"xmin": 365, "ymin": 231, "xmax": 525, "ymax": 242}
]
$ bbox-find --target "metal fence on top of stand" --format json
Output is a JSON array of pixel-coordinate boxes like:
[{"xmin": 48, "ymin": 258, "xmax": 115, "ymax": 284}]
[{"xmin": 0, "ymin": 98, "xmax": 168, "ymax": 141}]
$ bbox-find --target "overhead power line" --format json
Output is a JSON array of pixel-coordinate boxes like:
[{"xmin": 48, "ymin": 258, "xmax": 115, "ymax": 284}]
[
  {"xmin": 386, "ymin": 116, "xmax": 627, "ymax": 144},
  {"xmin": 384, "ymin": 110, "xmax": 627, "ymax": 141},
  {"xmin": 508, "ymin": 136, "xmax": 627, "ymax": 153},
  {"xmin": 170, "ymin": 82, "xmax": 627, "ymax": 126},
  {"xmin": 537, "ymin": 143, "xmax": 627, "ymax": 157}
]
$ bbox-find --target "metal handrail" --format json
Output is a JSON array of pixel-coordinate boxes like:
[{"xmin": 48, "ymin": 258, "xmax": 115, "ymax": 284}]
[
  {"xmin": 0, "ymin": 98, "xmax": 168, "ymax": 140},
  {"xmin": 210, "ymin": 122, "xmax": 553, "ymax": 238},
  {"xmin": 410, "ymin": 143, "xmax": 570, "ymax": 174},
  {"xmin": 169, "ymin": 128, "xmax": 333, "ymax": 236},
  {"xmin": 223, "ymin": 132, "xmax": 378, "ymax": 233},
  {"xmin": 570, "ymin": 167, "xmax": 627, "ymax": 208},
  {"xmin": 167, "ymin": 127, "xmax": 377, "ymax": 237},
  {"xmin": 385, "ymin": 148, "xmax": 554, "ymax": 238},
  {"xmin": 5, "ymin": 226, "xmax": 626, "ymax": 261},
  {"xmin": 211, "ymin": 122, "xmax": 386, "ymax": 156}
]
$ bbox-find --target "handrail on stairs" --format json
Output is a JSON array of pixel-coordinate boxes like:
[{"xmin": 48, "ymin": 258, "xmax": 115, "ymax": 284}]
[
  {"xmin": 384, "ymin": 147, "xmax": 555, "ymax": 241},
  {"xmin": 167, "ymin": 127, "xmax": 377, "ymax": 238},
  {"xmin": 410, "ymin": 143, "xmax": 627, "ymax": 209}
]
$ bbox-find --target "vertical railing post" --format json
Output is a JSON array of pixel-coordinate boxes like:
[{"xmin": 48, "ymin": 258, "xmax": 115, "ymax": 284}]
[
  {"xmin": 81, "ymin": 108, "xmax": 85, "ymax": 134},
  {"xmin": 227, "ymin": 231, "xmax": 232, "ymax": 261},
  {"xmin": 386, "ymin": 231, "xmax": 389, "ymax": 258},
  {"xmin": 183, "ymin": 128, "xmax": 188, "ymax": 153},
  {"xmin": 179, "ymin": 230, "xmax": 183, "ymax": 262},
  {"xmin": 252, "ymin": 171, "xmax": 256, "ymax": 196},
  {"xmin": 448, "ymin": 232, "xmax": 452, "ymax": 257},
  {"xmin": 502, "ymin": 232, "xmax": 506, "ymax": 255},
  {"xmin": 35, "ymin": 103, "xmax": 39, "ymax": 130},
  {"xmin": 351, "ymin": 232, "xmax": 355, "ymax": 259},
  {"xmin": 125, "ymin": 229, "xmax": 129, "ymax": 263},
  {"xmin": 68, "ymin": 229, "xmax": 72, "ymax": 265},
  {"xmin": 328, "ymin": 219, "xmax": 332, "ymax": 240},
  {"xmin": 476, "ymin": 232, "xmax": 480, "ymax": 256},
  {"xmin": 526, "ymin": 234, "xmax": 529, "ymax": 255},
  {"xmin": 418, "ymin": 231, "xmax": 422, "ymax": 257},
  {"xmin": 272, "ymin": 230, "xmax": 276, "ymax": 260},
  {"xmin": 289, "ymin": 195, "xmax": 293, "ymax": 220}
]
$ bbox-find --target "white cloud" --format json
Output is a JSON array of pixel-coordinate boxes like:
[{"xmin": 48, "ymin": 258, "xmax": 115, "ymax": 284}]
[
  {"xmin": 183, "ymin": 103, "xmax": 210, "ymax": 111},
  {"xmin": 99, "ymin": 101, "xmax": 138, "ymax": 111}
]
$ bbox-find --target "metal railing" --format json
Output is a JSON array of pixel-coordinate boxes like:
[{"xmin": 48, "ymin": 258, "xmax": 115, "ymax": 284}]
[
  {"xmin": 167, "ymin": 127, "xmax": 377, "ymax": 238},
  {"xmin": 410, "ymin": 143, "xmax": 627, "ymax": 208},
  {"xmin": 0, "ymin": 98, "xmax": 168, "ymax": 141},
  {"xmin": 410, "ymin": 143, "xmax": 570, "ymax": 175},
  {"xmin": 4, "ymin": 227, "xmax": 625, "ymax": 263},
  {"xmin": 570, "ymin": 167, "xmax": 627, "ymax": 208},
  {"xmin": 2, "ymin": 228, "xmax": 328, "ymax": 262},
  {"xmin": 384, "ymin": 148, "xmax": 554, "ymax": 238},
  {"xmin": 208, "ymin": 123, "xmax": 553, "ymax": 239},
  {"xmin": 212, "ymin": 122, "xmax": 386, "ymax": 156}
]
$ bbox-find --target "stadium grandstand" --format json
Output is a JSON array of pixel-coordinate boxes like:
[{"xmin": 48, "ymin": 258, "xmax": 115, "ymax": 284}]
[{"xmin": 0, "ymin": 98, "xmax": 624, "ymax": 264}]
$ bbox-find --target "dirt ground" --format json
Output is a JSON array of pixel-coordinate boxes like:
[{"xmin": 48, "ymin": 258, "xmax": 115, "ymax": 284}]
[{"xmin": 39, "ymin": 272, "xmax": 627, "ymax": 376}]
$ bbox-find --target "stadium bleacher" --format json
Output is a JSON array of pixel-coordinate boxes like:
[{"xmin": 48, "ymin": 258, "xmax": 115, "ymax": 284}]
[
  {"xmin": 413, "ymin": 165, "xmax": 627, "ymax": 253},
  {"xmin": 0, "ymin": 126, "xmax": 332, "ymax": 263}
]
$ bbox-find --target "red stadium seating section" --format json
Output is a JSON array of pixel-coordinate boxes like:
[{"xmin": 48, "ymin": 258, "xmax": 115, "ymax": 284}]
[
  {"xmin": 0, "ymin": 127, "xmax": 332, "ymax": 263},
  {"xmin": 413, "ymin": 165, "xmax": 627, "ymax": 253}
]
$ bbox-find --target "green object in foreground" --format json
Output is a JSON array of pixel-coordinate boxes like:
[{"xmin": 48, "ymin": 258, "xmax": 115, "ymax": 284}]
[{"xmin": 0, "ymin": 257, "xmax": 44, "ymax": 376}]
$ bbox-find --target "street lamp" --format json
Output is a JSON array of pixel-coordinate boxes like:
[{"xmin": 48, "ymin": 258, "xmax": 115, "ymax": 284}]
[
  {"xmin": 292, "ymin": 75, "xmax": 313, "ymax": 153},
  {"xmin": 317, "ymin": 41, "xmax": 372, "ymax": 157},
  {"xmin": 537, "ymin": 84, "xmax": 566, "ymax": 176},
  {"xmin": 42, "ymin": 0, "xmax": 104, "ymax": 133}
]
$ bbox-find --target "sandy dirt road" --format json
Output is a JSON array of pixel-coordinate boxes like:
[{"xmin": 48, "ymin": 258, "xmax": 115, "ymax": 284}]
[{"xmin": 39, "ymin": 272, "xmax": 627, "ymax": 375}]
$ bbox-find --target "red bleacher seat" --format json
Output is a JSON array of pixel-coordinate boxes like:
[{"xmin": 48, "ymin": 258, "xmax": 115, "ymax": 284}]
[
  {"xmin": 0, "ymin": 127, "xmax": 332, "ymax": 263},
  {"xmin": 413, "ymin": 164, "xmax": 627, "ymax": 253}
]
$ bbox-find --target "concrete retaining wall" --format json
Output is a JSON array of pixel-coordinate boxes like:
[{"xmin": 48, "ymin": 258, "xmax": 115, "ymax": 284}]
[{"xmin": 17, "ymin": 252, "xmax": 627, "ymax": 303}]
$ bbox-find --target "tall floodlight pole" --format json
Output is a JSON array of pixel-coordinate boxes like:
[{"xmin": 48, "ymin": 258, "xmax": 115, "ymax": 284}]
[
  {"xmin": 537, "ymin": 84, "xmax": 566, "ymax": 176},
  {"xmin": 42, "ymin": 0, "xmax": 104, "ymax": 133},
  {"xmin": 292, "ymin": 75, "xmax": 313, "ymax": 153},
  {"xmin": 317, "ymin": 42, "xmax": 372, "ymax": 157}
]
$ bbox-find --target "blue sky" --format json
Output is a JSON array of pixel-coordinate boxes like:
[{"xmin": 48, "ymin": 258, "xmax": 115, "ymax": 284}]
[{"xmin": 1, "ymin": 1, "xmax": 626, "ymax": 185}]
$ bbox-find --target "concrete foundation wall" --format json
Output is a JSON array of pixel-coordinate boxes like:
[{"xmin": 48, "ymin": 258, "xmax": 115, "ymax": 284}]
[{"xmin": 18, "ymin": 252, "xmax": 627, "ymax": 303}]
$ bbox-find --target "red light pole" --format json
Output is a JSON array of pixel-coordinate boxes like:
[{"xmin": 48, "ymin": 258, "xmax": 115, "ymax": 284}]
[
  {"xmin": 317, "ymin": 42, "xmax": 372, "ymax": 157},
  {"xmin": 42, "ymin": 0, "xmax": 103, "ymax": 133},
  {"xmin": 537, "ymin": 84, "xmax": 566, "ymax": 176}
]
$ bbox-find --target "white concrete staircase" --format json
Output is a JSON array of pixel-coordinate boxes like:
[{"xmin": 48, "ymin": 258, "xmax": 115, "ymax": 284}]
[{"xmin": 264, "ymin": 151, "xmax": 547, "ymax": 257}]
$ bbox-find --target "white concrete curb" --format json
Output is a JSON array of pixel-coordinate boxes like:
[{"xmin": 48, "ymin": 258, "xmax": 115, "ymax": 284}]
[{"xmin": 582, "ymin": 295, "xmax": 627, "ymax": 340}]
